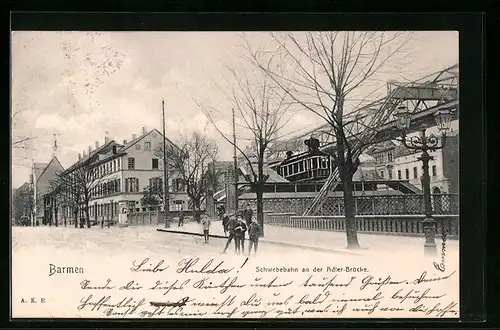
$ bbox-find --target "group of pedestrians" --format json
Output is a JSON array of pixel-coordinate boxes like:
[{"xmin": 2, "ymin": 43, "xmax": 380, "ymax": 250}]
[
  {"xmin": 194, "ymin": 205, "xmax": 262, "ymax": 255},
  {"xmin": 221, "ymin": 205, "xmax": 261, "ymax": 256}
]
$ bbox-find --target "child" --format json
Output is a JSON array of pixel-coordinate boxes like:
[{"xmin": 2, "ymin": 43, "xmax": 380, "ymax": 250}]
[
  {"xmin": 201, "ymin": 214, "xmax": 211, "ymax": 243},
  {"xmin": 248, "ymin": 219, "xmax": 262, "ymax": 255}
]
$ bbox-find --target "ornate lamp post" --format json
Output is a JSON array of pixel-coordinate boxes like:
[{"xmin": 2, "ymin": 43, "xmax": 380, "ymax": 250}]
[{"xmin": 394, "ymin": 105, "xmax": 453, "ymax": 256}]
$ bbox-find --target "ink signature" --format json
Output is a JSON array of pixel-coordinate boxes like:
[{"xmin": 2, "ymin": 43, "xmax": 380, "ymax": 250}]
[{"xmin": 433, "ymin": 230, "xmax": 447, "ymax": 272}]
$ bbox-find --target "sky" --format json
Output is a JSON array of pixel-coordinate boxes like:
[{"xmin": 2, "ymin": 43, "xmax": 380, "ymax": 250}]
[{"xmin": 11, "ymin": 31, "xmax": 458, "ymax": 188}]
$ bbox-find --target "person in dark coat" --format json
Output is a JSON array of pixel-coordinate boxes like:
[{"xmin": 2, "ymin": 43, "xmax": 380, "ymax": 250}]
[
  {"xmin": 178, "ymin": 210, "xmax": 184, "ymax": 227},
  {"xmin": 234, "ymin": 216, "xmax": 248, "ymax": 255},
  {"xmin": 243, "ymin": 205, "xmax": 253, "ymax": 228},
  {"xmin": 221, "ymin": 213, "xmax": 230, "ymax": 236},
  {"xmin": 247, "ymin": 219, "xmax": 262, "ymax": 255},
  {"xmin": 221, "ymin": 215, "xmax": 238, "ymax": 254}
]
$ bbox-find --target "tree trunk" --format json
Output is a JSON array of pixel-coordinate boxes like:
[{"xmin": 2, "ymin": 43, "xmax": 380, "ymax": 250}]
[
  {"xmin": 341, "ymin": 169, "xmax": 361, "ymax": 249},
  {"xmin": 193, "ymin": 208, "xmax": 201, "ymax": 223},
  {"xmin": 64, "ymin": 213, "xmax": 67, "ymax": 227},
  {"xmin": 256, "ymin": 186, "xmax": 265, "ymax": 237},
  {"xmin": 85, "ymin": 205, "xmax": 91, "ymax": 228},
  {"xmin": 192, "ymin": 198, "xmax": 201, "ymax": 223},
  {"xmin": 74, "ymin": 210, "xmax": 78, "ymax": 228},
  {"xmin": 54, "ymin": 206, "xmax": 58, "ymax": 227}
]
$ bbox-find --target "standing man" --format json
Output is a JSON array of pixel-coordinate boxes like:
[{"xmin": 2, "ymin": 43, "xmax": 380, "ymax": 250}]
[
  {"xmin": 248, "ymin": 218, "xmax": 262, "ymax": 256},
  {"xmin": 243, "ymin": 204, "xmax": 253, "ymax": 229},
  {"xmin": 221, "ymin": 213, "xmax": 230, "ymax": 236},
  {"xmin": 201, "ymin": 214, "xmax": 211, "ymax": 243},
  {"xmin": 222, "ymin": 214, "xmax": 238, "ymax": 254},
  {"xmin": 178, "ymin": 210, "xmax": 184, "ymax": 227}
]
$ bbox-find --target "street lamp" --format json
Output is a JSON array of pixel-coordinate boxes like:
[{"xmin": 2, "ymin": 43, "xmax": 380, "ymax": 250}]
[{"xmin": 394, "ymin": 104, "xmax": 453, "ymax": 256}]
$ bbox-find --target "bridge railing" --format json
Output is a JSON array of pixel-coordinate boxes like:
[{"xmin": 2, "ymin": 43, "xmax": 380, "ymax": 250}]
[
  {"xmin": 242, "ymin": 193, "xmax": 458, "ymax": 216},
  {"xmin": 264, "ymin": 213, "xmax": 459, "ymax": 238}
]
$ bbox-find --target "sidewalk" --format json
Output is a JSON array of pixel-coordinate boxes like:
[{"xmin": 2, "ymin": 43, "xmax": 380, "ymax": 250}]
[{"xmin": 158, "ymin": 219, "xmax": 458, "ymax": 256}]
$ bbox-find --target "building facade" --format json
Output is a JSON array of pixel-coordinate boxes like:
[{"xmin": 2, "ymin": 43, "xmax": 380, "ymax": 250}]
[
  {"xmin": 57, "ymin": 128, "xmax": 189, "ymax": 225},
  {"xmin": 31, "ymin": 157, "xmax": 65, "ymax": 225},
  {"xmin": 368, "ymin": 132, "xmax": 459, "ymax": 194}
]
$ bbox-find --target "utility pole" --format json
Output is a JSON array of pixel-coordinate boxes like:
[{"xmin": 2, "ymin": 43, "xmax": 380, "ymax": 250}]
[
  {"xmin": 32, "ymin": 160, "xmax": 37, "ymax": 227},
  {"xmin": 162, "ymin": 99, "xmax": 170, "ymax": 228},
  {"xmin": 232, "ymin": 108, "xmax": 239, "ymax": 216}
]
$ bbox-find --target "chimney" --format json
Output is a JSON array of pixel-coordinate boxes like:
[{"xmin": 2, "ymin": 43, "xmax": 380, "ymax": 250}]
[
  {"xmin": 123, "ymin": 139, "xmax": 127, "ymax": 145},
  {"xmin": 142, "ymin": 126, "xmax": 147, "ymax": 135},
  {"xmin": 95, "ymin": 141, "xmax": 99, "ymax": 149},
  {"xmin": 78, "ymin": 153, "xmax": 81, "ymax": 160},
  {"xmin": 132, "ymin": 134, "xmax": 137, "ymax": 140},
  {"xmin": 83, "ymin": 150, "xmax": 87, "ymax": 157},
  {"xmin": 105, "ymin": 136, "xmax": 110, "ymax": 143},
  {"xmin": 88, "ymin": 146, "xmax": 92, "ymax": 154}
]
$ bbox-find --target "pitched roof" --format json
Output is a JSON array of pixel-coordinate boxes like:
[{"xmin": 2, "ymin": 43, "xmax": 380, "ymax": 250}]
[
  {"xmin": 267, "ymin": 168, "xmax": 289, "ymax": 183},
  {"xmin": 14, "ymin": 182, "xmax": 30, "ymax": 194},
  {"xmin": 366, "ymin": 140, "xmax": 397, "ymax": 155},
  {"xmin": 353, "ymin": 167, "xmax": 384, "ymax": 181},
  {"xmin": 33, "ymin": 162, "xmax": 48, "ymax": 180},
  {"xmin": 119, "ymin": 128, "xmax": 178, "ymax": 153},
  {"xmin": 64, "ymin": 139, "xmax": 118, "ymax": 173}
]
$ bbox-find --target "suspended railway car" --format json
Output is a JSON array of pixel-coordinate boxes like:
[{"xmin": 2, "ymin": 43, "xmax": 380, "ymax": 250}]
[{"xmin": 275, "ymin": 137, "xmax": 334, "ymax": 183}]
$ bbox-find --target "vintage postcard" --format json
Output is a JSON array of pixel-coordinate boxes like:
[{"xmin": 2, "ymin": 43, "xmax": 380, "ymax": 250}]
[{"xmin": 11, "ymin": 31, "xmax": 459, "ymax": 319}]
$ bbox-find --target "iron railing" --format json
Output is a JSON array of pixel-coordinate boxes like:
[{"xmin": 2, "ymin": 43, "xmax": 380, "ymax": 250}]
[{"xmin": 241, "ymin": 193, "xmax": 458, "ymax": 216}]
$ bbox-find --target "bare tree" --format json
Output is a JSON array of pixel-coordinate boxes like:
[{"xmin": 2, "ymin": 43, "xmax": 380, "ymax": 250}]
[
  {"xmin": 54, "ymin": 160, "xmax": 106, "ymax": 228},
  {"xmin": 196, "ymin": 65, "xmax": 295, "ymax": 236},
  {"xmin": 12, "ymin": 107, "xmax": 35, "ymax": 151},
  {"xmin": 155, "ymin": 132, "xmax": 219, "ymax": 223},
  {"xmin": 245, "ymin": 32, "xmax": 413, "ymax": 248}
]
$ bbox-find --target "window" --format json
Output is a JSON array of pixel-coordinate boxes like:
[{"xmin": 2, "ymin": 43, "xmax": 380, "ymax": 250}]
[
  {"xmin": 293, "ymin": 163, "xmax": 299, "ymax": 173},
  {"xmin": 128, "ymin": 157, "xmax": 135, "ymax": 170},
  {"xmin": 380, "ymin": 171, "xmax": 384, "ymax": 178},
  {"xmin": 397, "ymin": 170, "xmax": 401, "ymax": 180},
  {"xmin": 112, "ymin": 145, "xmax": 117, "ymax": 154},
  {"xmin": 149, "ymin": 177, "xmax": 163, "ymax": 190},
  {"xmin": 152, "ymin": 158, "xmax": 159, "ymax": 169},
  {"xmin": 432, "ymin": 165, "xmax": 437, "ymax": 177},
  {"xmin": 388, "ymin": 170, "xmax": 393, "ymax": 180},
  {"xmin": 405, "ymin": 169, "xmax": 409, "ymax": 180},
  {"xmin": 145, "ymin": 142, "xmax": 151, "ymax": 151},
  {"xmin": 125, "ymin": 178, "xmax": 139, "ymax": 192},
  {"xmin": 174, "ymin": 178, "xmax": 185, "ymax": 192},
  {"xmin": 388, "ymin": 151, "xmax": 393, "ymax": 162},
  {"xmin": 113, "ymin": 160, "xmax": 116, "ymax": 172},
  {"xmin": 299, "ymin": 161, "xmax": 304, "ymax": 172},
  {"xmin": 413, "ymin": 167, "xmax": 418, "ymax": 179}
]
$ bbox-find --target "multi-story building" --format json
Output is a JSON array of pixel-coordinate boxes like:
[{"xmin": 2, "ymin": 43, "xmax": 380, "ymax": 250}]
[
  {"xmin": 368, "ymin": 131, "xmax": 459, "ymax": 194},
  {"xmin": 58, "ymin": 128, "xmax": 189, "ymax": 225}
]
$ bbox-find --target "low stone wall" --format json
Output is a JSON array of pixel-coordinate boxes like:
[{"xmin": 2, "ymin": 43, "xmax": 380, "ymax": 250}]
[
  {"xmin": 264, "ymin": 213, "xmax": 459, "ymax": 238},
  {"xmin": 129, "ymin": 211, "xmax": 164, "ymax": 226}
]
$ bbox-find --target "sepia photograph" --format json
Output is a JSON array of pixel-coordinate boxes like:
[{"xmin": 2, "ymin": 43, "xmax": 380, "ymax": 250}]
[{"xmin": 11, "ymin": 30, "xmax": 459, "ymax": 319}]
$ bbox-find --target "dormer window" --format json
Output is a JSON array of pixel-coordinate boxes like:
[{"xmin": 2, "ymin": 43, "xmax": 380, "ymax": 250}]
[
  {"xmin": 112, "ymin": 146, "xmax": 117, "ymax": 154},
  {"xmin": 145, "ymin": 142, "xmax": 151, "ymax": 151}
]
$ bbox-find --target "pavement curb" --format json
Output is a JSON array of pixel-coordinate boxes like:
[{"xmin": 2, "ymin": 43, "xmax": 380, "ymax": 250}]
[{"xmin": 156, "ymin": 228, "xmax": 361, "ymax": 256}]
